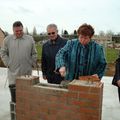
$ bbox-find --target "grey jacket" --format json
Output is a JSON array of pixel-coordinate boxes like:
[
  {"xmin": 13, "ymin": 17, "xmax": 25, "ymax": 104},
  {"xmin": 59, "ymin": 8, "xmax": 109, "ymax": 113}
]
[{"xmin": 0, "ymin": 34, "xmax": 37, "ymax": 85}]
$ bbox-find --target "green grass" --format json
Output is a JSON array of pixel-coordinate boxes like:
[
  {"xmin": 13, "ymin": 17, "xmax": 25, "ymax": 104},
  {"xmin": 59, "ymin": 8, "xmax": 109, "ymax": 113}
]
[
  {"xmin": 36, "ymin": 44, "xmax": 120, "ymax": 63},
  {"xmin": 36, "ymin": 44, "xmax": 42, "ymax": 60},
  {"xmin": 105, "ymin": 48, "xmax": 119, "ymax": 63}
]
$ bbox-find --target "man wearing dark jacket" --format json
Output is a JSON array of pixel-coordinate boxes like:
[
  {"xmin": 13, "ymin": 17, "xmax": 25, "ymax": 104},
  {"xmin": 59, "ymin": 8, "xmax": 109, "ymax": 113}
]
[
  {"xmin": 112, "ymin": 57, "xmax": 120, "ymax": 102},
  {"xmin": 41, "ymin": 24, "xmax": 67, "ymax": 84}
]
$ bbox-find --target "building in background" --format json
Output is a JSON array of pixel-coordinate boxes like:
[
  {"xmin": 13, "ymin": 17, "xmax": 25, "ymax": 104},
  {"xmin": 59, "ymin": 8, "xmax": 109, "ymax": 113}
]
[
  {"xmin": 0, "ymin": 28, "xmax": 5, "ymax": 47},
  {"xmin": 0, "ymin": 28, "xmax": 5, "ymax": 67}
]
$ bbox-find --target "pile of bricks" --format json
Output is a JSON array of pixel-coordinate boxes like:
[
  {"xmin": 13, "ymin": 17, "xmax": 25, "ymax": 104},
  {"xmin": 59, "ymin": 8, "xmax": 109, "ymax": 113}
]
[
  {"xmin": 10, "ymin": 102, "xmax": 16, "ymax": 120},
  {"xmin": 16, "ymin": 75, "xmax": 103, "ymax": 120}
]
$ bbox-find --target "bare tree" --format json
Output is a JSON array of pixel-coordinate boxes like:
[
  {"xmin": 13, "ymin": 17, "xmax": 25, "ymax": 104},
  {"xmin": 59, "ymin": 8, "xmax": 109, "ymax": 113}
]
[
  {"xmin": 32, "ymin": 26, "xmax": 37, "ymax": 36},
  {"xmin": 24, "ymin": 27, "xmax": 29, "ymax": 35}
]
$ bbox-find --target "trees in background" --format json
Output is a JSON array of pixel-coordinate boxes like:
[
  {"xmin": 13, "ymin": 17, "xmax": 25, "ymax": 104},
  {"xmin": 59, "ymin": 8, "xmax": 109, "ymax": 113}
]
[
  {"xmin": 24, "ymin": 27, "xmax": 29, "ymax": 35},
  {"xmin": 32, "ymin": 26, "xmax": 37, "ymax": 36},
  {"xmin": 4, "ymin": 26, "xmax": 120, "ymax": 43}
]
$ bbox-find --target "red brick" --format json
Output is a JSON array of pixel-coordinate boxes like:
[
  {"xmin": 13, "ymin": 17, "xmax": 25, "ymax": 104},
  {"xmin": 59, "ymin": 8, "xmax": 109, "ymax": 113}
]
[{"xmin": 16, "ymin": 76, "xmax": 103, "ymax": 120}]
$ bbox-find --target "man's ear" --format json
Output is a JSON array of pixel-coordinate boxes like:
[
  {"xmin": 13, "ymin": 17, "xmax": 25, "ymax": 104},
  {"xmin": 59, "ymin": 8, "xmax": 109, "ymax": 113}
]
[{"xmin": 90, "ymin": 35, "xmax": 93, "ymax": 39}]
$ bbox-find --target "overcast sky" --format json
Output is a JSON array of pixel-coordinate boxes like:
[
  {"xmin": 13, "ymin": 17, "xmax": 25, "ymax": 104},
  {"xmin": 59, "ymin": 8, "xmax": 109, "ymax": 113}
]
[{"xmin": 0, "ymin": 0, "xmax": 119, "ymax": 34}]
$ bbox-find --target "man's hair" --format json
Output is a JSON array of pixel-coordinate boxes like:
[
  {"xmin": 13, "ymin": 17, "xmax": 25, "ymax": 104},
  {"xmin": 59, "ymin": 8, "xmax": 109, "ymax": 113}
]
[
  {"xmin": 47, "ymin": 24, "xmax": 58, "ymax": 30},
  {"xmin": 13, "ymin": 21, "xmax": 23, "ymax": 28},
  {"xmin": 77, "ymin": 23, "xmax": 94, "ymax": 37}
]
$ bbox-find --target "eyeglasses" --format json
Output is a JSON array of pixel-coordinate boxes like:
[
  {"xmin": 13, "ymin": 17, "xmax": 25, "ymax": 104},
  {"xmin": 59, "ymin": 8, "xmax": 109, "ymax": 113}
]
[{"xmin": 47, "ymin": 32, "xmax": 55, "ymax": 35}]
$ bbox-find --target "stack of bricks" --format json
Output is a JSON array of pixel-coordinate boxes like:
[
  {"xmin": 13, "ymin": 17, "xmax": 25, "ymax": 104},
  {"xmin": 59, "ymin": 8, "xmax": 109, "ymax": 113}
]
[
  {"xmin": 16, "ymin": 75, "xmax": 103, "ymax": 120},
  {"xmin": 10, "ymin": 102, "xmax": 16, "ymax": 120}
]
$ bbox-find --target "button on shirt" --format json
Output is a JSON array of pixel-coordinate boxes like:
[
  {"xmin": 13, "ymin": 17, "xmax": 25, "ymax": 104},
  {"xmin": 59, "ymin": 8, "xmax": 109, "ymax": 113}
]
[{"xmin": 76, "ymin": 44, "xmax": 89, "ymax": 78}]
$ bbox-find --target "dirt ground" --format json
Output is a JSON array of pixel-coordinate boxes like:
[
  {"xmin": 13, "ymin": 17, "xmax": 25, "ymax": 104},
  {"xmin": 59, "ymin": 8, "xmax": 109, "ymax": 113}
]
[{"xmin": 105, "ymin": 63, "xmax": 115, "ymax": 76}]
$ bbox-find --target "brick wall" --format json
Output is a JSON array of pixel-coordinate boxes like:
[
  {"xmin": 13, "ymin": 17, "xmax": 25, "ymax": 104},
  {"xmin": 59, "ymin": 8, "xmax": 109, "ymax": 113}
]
[{"xmin": 16, "ymin": 76, "xmax": 103, "ymax": 120}]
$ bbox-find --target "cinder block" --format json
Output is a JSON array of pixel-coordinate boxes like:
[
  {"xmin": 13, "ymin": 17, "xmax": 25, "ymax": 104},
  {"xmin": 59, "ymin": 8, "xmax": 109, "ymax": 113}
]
[
  {"xmin": 10, "ymin": 102, "xmax": 16, "ymax": 120},
  {"xmin": 10, "ymin": 112, "xmax": 16, "ymax": 120},
  {"xmin": 10, "ymin": 102, "xmax": 16, "ymax": 112}
]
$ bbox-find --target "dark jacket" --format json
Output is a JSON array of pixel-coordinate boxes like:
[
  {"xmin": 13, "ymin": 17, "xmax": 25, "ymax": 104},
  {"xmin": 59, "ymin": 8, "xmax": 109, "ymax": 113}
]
[
  {"xmin": 41, "ymin": 35, "xmax": 67, "ymax": 84},
  {"xmin": 112, "ymin": 58, "xmax": 120, "ymax": 102},
  {"xmin": 112, "ymin": 58, "xmax": 120, "ymax": 87}
]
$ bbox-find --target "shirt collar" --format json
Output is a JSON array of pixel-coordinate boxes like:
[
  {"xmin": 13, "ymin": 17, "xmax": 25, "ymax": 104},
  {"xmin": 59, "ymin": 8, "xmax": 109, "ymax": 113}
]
[
  {"xmin": 13, "ymin": 34, "xmax": 25, "ymax": 40},
  {"xmin": 48, "ymin": 35, "xmax": 61, "ymax": 45}
]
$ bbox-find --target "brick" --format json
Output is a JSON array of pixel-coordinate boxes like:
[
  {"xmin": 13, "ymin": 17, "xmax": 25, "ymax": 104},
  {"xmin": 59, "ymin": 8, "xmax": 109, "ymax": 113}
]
[
  {"xmin": 16, "ymin": 76, "xmax": 103, "ymax": 120},
  {"xmin": 79, "ymin": 75, "xmax": 100, "ymax": 82}
]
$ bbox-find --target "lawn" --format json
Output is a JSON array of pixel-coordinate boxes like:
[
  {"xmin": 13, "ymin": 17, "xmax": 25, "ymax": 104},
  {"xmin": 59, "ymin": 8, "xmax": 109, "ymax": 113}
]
[
  {"xmin": 105, "ymin": 48, "xmax": 119, "ymax": 63},
  {"xmin": 36, "ymin": 44, "xmax": 42, "ymax": 60},
  {"xmin": 36, "ymin": 44, "xmax": 119, "ymax": 63}
]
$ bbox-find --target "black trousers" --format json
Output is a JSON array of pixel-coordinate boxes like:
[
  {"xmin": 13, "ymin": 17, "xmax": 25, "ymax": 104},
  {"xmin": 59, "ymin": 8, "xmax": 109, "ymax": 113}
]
[
  {"xmin": 47, "ymin": 73, "xmax": 64, "ymax": 84},
  {"xmin": 9, "ymin": 84, "xmax": 16, "ymax": 103},
  {"xmin": 118, "ymin": 88, "xmax": 120, "ymax": 102}
]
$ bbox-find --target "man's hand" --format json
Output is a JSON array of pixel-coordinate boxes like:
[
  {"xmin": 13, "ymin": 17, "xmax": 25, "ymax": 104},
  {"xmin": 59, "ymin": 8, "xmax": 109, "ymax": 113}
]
[
  {"xmin": 92, "ymin": 74, "xmax": 99, "ymax": 79},
  {"xmin": 59, "ymin": 66, "xmax": 66, "ymax": 77},
  {"xmin": 43, "ymin": 75, "xmax": 47, "ymax": 80},
  {"xmin": 117, "ymin": 80, "xmax": 120, "ymax": 87}
]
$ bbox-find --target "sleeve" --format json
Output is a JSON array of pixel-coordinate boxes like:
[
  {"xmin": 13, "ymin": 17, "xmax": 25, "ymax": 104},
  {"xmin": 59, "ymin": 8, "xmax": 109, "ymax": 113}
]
[
  {"xmin": 31, "ymin": 37, "xmax": 37, "ymax": 67},
  {"xmin": 41, "ymin": 44, "xmax": 47, "ymax": 76},
  {"xmin": 95, "ymin": 46, "xmax": 107, "ymax": 79},
  {"xmin": 55, "ymin": 40, "xmax": 71, "ymax": 70},
  {"xmin": 0, "ymin": 37, "xmax": 9, "ymax": 67},
  {"xmin": 112, "ymin": 59, "xmax": 120, "ymax": 87}
]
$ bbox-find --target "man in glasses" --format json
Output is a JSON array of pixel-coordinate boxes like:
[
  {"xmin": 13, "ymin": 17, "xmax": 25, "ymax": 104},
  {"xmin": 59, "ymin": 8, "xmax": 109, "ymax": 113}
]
[{"xmin": 41, "ymin": 24, "xmax": 67, "ymax": 84}]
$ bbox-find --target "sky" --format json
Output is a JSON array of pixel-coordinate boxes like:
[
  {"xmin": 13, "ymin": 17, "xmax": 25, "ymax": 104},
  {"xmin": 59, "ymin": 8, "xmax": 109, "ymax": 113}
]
[{"xmin": 0, "ymin": 0, "xmax": 120, "ymax": 34}]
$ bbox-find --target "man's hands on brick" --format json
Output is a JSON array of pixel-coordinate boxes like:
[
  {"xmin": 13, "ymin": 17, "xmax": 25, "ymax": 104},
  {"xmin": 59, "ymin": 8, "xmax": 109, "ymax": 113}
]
[{"xmin": 59, "ymin": 66, "xmax": 66, "ymax": 77}]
